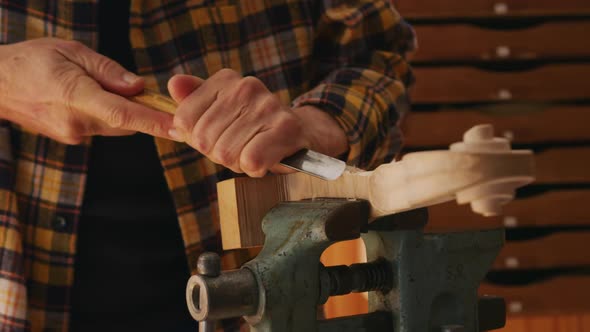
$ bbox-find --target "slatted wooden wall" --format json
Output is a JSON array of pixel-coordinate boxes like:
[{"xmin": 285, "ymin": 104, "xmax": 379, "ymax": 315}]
[
  {"xmin": 323, "ymin": 1, "xmax": 590, "ymax": 330},
  {"xmin": 398, "ymin": 0, "xmax": 590, "ymax": 330}
]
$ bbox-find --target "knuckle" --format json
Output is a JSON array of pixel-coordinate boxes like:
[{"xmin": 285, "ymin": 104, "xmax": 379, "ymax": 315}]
[
  {"xmin": 94, "ymin": 56, "xmax": 118, "ymax": 76},
  {"xmin": 227, "ymin": 164, "xmax": 243, "ymax": 174},
  {"xmin": 234, "ymin": 77, "xmax": 264, "ymax": 104},
  {"xmin": 190, "ymin": 132, "xmax": 211, "ymax": 154},
  {"xmin": 275, "ymin": 114, "xmax": 301, "ymax": 134},
  {"xmin": 240, "ymin": 76, "xmax": 263, "ymax": 88},
  {"xmin": 60, "ymin": 119, "xmax": 85, "ymax": 144},
  {"xmin": 240, "ymin": 151, "xmax": 265, "ymax": 176},
  {"xmin": 57, "ymin": 39, "xmax": 85, "ymax": 53},
  {"xmin": 245, "ymin": 168, "xmax": 267, "ymax": 178},
  {"xmin": 212, "ymin": 147, "xmax": 234, "ymax": 166},
  {"xmin": 257, "ymin": 95, "xmax": 281, "ymax": 116},
  {"xmin": 173, "ymin": 115, "xmax": 193, "ymax": 133},
  {"xmin": 215, "ymin": 68, "xmax": 241, "ymax": 80},
  {"xmin": 103, "ymin": 105, "xmax": 129, "ymax": 129},
  {"xmin": 58, "ymin": 73, "xmax": 86, "ymax": 112}
]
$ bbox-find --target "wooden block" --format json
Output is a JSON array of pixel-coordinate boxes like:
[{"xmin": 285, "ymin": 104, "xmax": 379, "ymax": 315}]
[
  {"xmin": 218, "ymin": 145, "xmax": 534, "ymax": 249},
  {"xmin": 410, "ymin": 22, "xmax": 590, "ymax": 63},
  {"xmin": 395, "ymin": 0, "xmax": 590, "ymax": 19},
  {"xmin": 402, "ymin": 105, "xmax": 590, "ymax": 147},
  {"xmin": 494, "ymin": 232, "xmax": 590, "ymax": 270},
  {"xmin": 218, "ymin": 176, "xmax": 288, "ymax": 249},
  {"xmin": 427, "ymin": 190, "xmax": 590, "ymax": 230},
  {"xmin": 480, "ymin": 276, "xmax": 590, "ymax": 315},
  {"xmin": 412, "ymin": 64, "xmax": 590, "ymax": 104}
]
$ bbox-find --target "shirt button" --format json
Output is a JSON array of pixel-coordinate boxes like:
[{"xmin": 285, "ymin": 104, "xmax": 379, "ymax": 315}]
[{"xmin": 52, "ymin": 215, "xmax": 69, "ymax": 231}]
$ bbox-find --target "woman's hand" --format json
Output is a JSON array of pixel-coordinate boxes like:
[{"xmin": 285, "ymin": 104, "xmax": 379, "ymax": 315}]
[
  {"xmin": 0, "ymin": 38, "xmax": 175, "ymax": 144},
  {"xmin": 167, "ymin": 70, "xmax": 348, "ymax": 177}
]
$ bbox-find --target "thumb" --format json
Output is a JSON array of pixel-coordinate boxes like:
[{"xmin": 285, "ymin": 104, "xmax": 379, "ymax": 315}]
[
  {"xmin": 56, "ymin": 40, "xmax": 144, "ymax": 96},
  {"xmin": 167, "ymin": 74, "xmax": 204, "ymax": 103}
]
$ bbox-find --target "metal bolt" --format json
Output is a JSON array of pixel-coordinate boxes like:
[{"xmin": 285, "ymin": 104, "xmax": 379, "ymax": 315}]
[
  {"xmin": 197, "ymin": 252, "xmax": 221, "ymax": 277},
  {"xmin": 186, "ymin": 267, "xmax": 259, "ymax": 322},
  {"xmin": 199, "ymin": 321, "xmax": 215, "ymax": 332},
  {"xmin": 195, "ymin": 252, "xmax": 221, "ymax": 332}
]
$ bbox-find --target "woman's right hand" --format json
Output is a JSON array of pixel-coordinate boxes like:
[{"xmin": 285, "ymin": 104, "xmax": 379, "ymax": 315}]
[{"xmin": 0, "ymin": 38, "xmax": 175, "ymax": 144}]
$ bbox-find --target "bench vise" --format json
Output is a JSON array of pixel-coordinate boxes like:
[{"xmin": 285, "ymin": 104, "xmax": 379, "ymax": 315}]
[{"xmin": 186, "ymin": 199, "xmax": 506, "ymax": 331}]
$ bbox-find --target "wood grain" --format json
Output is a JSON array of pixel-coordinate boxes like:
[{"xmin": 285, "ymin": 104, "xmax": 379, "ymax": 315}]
[
  {"xmin": 401, "ymin": 105, "xmax": 590, "ymax": 147},
  {"xmin": 412, "ymin": 65, "xmax": 590, "ymax": 104},
  {"xmin": 426, "ymin": 190, "xmax": 590, "ymax": 231},
  {"xmin": 480, "ymin": 277, "xmax": 590, "ymax": 315},
  {"xmin": 395, "ymin": 0, "xmax": 590, "ymax": 19},
  {"xmin": 494, "ymin": 232, "xmax": 590, "ymax": 270},
  {"xmin": 410, "ymin": 22, "xmax": 590, "ymax": 63},
  {"xmin": 130, "ymin": 89, "xmax": 177, "ymax": 114}
]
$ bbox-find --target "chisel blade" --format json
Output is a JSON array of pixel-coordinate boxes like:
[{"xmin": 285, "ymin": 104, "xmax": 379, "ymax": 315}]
[{"xmin": 280, "ymin": 149, "xmax": 347, "ymax": 180}]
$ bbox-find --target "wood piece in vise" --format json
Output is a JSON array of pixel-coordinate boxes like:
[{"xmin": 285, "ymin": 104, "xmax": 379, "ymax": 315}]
[{"xmin": 218, "ymin": 125, "xmax": 536, "ymax": 249}]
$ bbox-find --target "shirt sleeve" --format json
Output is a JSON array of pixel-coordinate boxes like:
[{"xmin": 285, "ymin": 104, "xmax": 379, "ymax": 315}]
[{"xmin": 291, "ymin": 0, "xmax": 416, "ymax": 170}]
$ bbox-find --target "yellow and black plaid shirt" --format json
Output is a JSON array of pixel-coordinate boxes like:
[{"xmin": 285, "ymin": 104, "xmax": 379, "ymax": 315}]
[{"xmin": 0, "ymin": 0, "xmax": 414, "ymax": 331}]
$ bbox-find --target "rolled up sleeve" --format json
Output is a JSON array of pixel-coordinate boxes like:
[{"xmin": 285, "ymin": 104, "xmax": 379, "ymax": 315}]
[{"xmin": 292, "ymin": 0, "xmax": 415, "ymax": 170}]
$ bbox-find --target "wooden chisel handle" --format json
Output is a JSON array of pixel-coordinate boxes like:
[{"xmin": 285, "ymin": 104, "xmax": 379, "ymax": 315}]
[{"xmin": 130, "ymin": 89, "xmax": 178, "ymax": 115}]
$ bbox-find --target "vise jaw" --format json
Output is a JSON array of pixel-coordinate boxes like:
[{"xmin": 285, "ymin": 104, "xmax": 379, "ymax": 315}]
[{"xmin": 186, "ymin": 199, "xmax": 505, "ymax": 331}]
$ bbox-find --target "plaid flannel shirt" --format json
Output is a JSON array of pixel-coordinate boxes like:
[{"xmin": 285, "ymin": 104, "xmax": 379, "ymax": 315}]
[{"xmin": 0, "ymin": 0, "xmax": 415, "ymax": 331}]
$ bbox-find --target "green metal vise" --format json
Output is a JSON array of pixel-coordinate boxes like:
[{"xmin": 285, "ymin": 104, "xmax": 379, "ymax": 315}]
[{"xmin": 186, "ymin": 199, "xmax": 506, "ymax": 331}]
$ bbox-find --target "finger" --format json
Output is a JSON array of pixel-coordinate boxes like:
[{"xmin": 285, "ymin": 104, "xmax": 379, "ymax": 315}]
[
  {"xmin": 239, "ymin": 128, "xmax": 305, "ymax": 178},
  {"xmin": 72, "ymin": 77, "xmax": 176, "ymax": 139},
  {"xmin": 171, "ymin": 70, "xmax": 240, "ymax": 142},
  {"xmin": 269, "ymin": 164, "xmax": 297, "ymax": 175},
  {"xmin": 205, "ymin": 107, "xmax": 265, "ymax": 172},
  {"xmin": 80, "ymin": 118, "xmax": 137, "ymax": 137},
  {"xmin": 79, "ymin": 115, "xmax": 137, "ymax": 137},
  {"xmin": 55, "ymin": 40, "xmax": 144, "ymax": 96},
  {"xmin": 190, "ymin": 95, "xmax": 251, "ymax": 156},
  {"xmin": 168, "ymin": 74, "xmax": 204, "ymax": 102},
  {"xmin": 96, "ymin": 127, "xmax": 137, "ymax": 137}
]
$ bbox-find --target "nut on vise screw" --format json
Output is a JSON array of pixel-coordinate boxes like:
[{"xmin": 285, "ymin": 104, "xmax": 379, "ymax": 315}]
[{"xmin": 186, "ymin": 252, "xmax": 259, "ymax": 331}]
